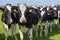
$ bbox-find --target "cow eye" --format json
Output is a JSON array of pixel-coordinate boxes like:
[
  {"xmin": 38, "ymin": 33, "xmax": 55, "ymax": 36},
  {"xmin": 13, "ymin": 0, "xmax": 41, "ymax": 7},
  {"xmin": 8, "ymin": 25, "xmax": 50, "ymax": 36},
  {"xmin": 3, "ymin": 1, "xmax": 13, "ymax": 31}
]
[{"xmin": 29, "ymin": 9, "xmax": 32, "ymax": 12}]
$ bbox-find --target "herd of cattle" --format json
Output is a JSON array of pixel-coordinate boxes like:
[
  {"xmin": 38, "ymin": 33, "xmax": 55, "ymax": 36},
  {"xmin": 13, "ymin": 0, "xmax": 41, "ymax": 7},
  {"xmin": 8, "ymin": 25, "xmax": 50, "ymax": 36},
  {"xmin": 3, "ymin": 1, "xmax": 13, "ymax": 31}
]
[{"xmin": 0, "ymin": 4, "xmax": 60, "ymax": 40}]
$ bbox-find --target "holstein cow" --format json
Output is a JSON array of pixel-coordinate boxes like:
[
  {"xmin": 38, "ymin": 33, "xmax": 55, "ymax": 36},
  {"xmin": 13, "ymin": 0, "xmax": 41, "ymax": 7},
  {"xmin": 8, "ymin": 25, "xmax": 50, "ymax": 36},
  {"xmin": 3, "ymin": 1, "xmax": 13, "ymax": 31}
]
[
  {"xmin": 39, "ymin": 5, "xmax": 60, "ymax": 37},
  {"xmin": 51, "ymin": 5, "xmax": 60, "ymax": 29},
  {"xmin": 48, "ymin": 5, "xmax": 60, "ymax": 30},
  {"xmin": 0, "ymin": 4, "xmax": 18, "ymax": 40},
  {"xmin": 31, "ymin": 6, "xmax": 41, "ymax": 37},
  {"xmin": 15, "ymin": 4, "xmax": 39, "ymax": 40},
  {"xmin": 39, "ymin": 6, "xmax": 54, "ymax": 37},
  {"xmin": 47, "ymin": 5, "xmax": 58, "ymax": 32},
  {"xmin": 46, "ymin": 6, "xmax": 58, "ymax": 33}
]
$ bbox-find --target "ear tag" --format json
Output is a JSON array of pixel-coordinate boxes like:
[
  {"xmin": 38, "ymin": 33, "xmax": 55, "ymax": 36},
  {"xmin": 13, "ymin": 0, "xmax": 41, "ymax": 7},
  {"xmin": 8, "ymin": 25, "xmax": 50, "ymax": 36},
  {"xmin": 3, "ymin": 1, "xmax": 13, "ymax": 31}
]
[
  {"xmin": 14, "ymin": 9, "xmax": 17, "ymax": 13},
  {"xmin": 29, "ymin": 9, "xmax": 32, "ymax": 12}
]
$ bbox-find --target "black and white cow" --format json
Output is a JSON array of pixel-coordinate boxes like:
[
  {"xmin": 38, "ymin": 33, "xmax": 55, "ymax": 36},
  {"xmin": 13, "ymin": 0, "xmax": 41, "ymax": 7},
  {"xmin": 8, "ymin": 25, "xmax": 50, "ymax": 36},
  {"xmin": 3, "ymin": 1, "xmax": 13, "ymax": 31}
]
[
  {"xmin": 49, "ymin": 5, "xmax": 60, "ymax": 28},
  {"xmin": 0, "ymin": 4, "xmax": 18, "ymax": 40},
  {"xmin": 39, "ymin": 5, "xmax": 60, "ymax": 36},
  {"xmin": 39, "ymin": 6, "xmax": 54, "ymax": 36},
  {"xmin": 31, "ymin": 6, "xmax": 41, "ymax": 37},
  {"xmin": 14, "ymin": 4, "xmax": 39, "ymax": 40}
]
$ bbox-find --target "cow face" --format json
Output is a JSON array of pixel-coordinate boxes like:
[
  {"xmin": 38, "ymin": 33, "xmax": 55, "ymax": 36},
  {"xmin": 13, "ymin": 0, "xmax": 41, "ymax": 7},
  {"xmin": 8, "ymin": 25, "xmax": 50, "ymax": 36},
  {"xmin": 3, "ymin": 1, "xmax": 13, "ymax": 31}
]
[
  {"xmin": 49, "ymin": 6, "xmax": 58, "ymax": 18},
  {"xmin": 40, "ymin": 7, "xmax": 47, "ymax": 17},
  {"xmin": 17, "ymin": 4, "xmax": 27, "ymax": 23},
  {"xmin": 39, "ymin": 7, "xmax": 47, "ymax": 22},
  {"xmin": 5, "ymin": 4, "xmax": 12, "ymax": 24}
]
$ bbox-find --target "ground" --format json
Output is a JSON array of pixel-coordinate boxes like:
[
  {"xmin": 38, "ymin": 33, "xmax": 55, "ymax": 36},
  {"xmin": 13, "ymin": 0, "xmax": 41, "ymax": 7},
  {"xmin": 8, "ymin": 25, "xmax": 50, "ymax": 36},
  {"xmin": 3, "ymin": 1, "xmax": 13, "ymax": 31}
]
[{"xmin": 0, "ymin": 11, "xmax": 60, "ymax": 40}]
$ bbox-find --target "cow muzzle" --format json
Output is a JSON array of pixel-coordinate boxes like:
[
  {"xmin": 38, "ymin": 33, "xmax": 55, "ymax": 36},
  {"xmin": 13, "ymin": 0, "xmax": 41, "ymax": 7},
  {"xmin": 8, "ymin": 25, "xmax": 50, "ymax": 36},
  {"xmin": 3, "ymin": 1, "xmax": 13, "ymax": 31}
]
[{"xmin": 19, "ymin": 17, "xmax": 26, "ymax": 23}]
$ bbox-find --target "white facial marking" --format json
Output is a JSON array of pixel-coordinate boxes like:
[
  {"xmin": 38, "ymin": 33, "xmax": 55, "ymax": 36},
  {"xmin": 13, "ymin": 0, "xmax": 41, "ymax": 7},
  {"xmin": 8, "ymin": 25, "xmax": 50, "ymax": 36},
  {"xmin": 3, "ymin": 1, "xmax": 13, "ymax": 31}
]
[
  {"xmin": 6, "ymin": 5, "xmax": 11, "ymax": 12},
  {"xmin": 53, "ymin": 7, "xmax": 57, "ymax": 10},
  {"xmin": 41, "ymin": 11, "xmax": 45, "ymax": 17},
  {"xmin": 19, "ymin": 4, "xmax": 26, "ymax": 19},
  {"xmin": 40, "ymin": 7, "xmax": 43, "ymax": 11},
  {"xmin": 2, "ymin": 22, "xmax": 8, "ymax": 30}
]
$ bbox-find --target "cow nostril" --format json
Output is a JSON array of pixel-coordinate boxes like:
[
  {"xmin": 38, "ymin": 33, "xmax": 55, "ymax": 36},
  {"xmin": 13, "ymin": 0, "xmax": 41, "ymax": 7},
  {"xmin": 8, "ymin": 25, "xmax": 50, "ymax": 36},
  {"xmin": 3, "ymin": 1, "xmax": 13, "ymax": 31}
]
[{"xmin": 20, "ymin": 18, "xmax": 26, "ymax": 23}]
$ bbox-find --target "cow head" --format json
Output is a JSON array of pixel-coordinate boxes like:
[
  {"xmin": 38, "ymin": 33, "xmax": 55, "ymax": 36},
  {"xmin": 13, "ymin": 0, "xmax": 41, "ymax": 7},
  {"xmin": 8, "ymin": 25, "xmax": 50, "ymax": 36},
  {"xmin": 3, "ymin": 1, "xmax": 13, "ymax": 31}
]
[
  {"xmin": 49, "ymin": 6, "xmax": 58, "ymax": 18},
  {"xmin": 5, "ymin": 4, "xmax": 12, "ymax": 24},
  {"xmin": 17, "ymin": 4, "xmax": 27, "ymax": 23}
]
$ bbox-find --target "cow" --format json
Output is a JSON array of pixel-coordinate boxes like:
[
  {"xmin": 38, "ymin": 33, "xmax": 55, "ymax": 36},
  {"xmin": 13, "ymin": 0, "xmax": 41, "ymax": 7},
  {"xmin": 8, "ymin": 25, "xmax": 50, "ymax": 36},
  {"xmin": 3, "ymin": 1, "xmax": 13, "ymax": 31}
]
[
  {"xmin": 39, "ymin": 6, "xmax": 54, "ymax": 37},
  {"xmin": 14, "ymin": 4, "xmax": 39, "ymax": 40},
  {"xmin": 31, "ymin": 6, "xmax": 41, "ymax": 37},
  {"xmin": 39, "ymin": 5, "xmax": 60, "ymax": 37},
  {"xmin": 0, "ymin": 4, "xmax": 18, "ymax": 40},
  {"xmin": 50, "ymin": 5, "xmax": 60, "ymax": 29}
]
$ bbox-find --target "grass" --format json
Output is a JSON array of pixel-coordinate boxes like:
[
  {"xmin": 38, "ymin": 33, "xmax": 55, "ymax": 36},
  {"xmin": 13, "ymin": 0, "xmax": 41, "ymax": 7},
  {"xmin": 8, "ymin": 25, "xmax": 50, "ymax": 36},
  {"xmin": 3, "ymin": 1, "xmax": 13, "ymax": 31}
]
[{"xmin": 0, "ymin": 11, "xmax": 60, "ymax": 40}]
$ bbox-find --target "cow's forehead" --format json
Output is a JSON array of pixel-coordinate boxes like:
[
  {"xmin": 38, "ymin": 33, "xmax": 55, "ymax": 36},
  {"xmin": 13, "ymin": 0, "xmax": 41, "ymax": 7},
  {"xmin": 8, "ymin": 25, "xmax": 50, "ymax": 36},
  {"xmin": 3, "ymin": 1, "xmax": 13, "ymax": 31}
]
[
  {"xmin": 19, "ymin": 4, "xmax": 27, "ymax": 11},
  {"xmin": 6, "ymin": 5, "xmax": 11, "ymax": 11},
  {"xmin": 53, "ymin": 7, "xmax": 57, "ymax": 10}
]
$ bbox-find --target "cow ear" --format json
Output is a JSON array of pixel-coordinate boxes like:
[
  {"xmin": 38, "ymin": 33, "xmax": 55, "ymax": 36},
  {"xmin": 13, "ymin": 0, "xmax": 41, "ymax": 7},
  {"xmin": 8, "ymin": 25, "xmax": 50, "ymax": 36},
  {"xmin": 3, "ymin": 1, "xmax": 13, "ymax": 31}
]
[{"xmin": 29, "ymin": 9, "xmax": 32, "ymax": 12}]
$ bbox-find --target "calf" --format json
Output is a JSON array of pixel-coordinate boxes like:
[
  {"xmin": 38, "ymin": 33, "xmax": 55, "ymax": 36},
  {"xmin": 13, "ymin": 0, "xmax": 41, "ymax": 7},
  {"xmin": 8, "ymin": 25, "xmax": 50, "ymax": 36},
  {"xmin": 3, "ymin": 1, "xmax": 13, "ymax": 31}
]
[
  {"xmin": 0, "ymin": 4, "xmax": 18, "ymax": 40},
  {"xmin": 15, "ymin": 4, "xmax": 39, "ymax": 40}
]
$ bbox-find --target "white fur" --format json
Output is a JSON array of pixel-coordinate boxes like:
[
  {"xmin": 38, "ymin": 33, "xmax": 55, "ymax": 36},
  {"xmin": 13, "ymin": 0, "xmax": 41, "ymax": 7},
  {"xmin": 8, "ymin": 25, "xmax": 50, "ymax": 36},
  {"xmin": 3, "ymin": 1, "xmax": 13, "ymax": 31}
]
[
  {"xmin": 2, "ymin": 22, "xmax": 8, "ymax": 40},
  {"xmin": 41, "ymin": 11, "xmax": 45, "ymax": 17},
  {"xmin": 10, "ymin": 18, "xmax": 12, "ymax": 23},
  {"xmin": 53, "ymin": 7, "xmax": 57, "ymax": 10},
  {"xmin": 6, "ymin": 5, "xmax": 12, "ymax": 23},
  {"xmin": 2, "ymin": 22, "xmax": 8, "ymax": 30},
  {"xmin": 19, "ymin": 4, "xmax": 26, "ymax": 22},
  {"xmin": 6, "ymin": 5, "xmax": 11, "ymax": 12},
  {"xmin": 40, "ymin": 7, "xmax": 43, "ymax": 11},
  {"xmin": 19, "ymin": 29, "xmax": 23, "ymax": 40}
]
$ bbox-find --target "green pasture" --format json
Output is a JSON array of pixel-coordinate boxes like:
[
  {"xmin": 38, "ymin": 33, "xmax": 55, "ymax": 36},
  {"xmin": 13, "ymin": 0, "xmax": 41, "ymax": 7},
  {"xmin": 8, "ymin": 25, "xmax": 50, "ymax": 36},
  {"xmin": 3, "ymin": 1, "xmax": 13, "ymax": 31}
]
[{"xmin": 0, "ymin": 11, "xmax": 60, "ymax": 40}]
